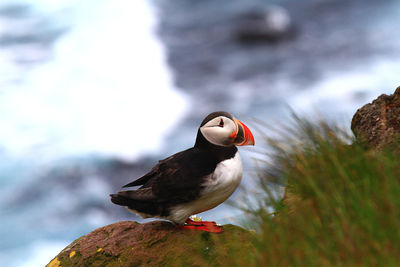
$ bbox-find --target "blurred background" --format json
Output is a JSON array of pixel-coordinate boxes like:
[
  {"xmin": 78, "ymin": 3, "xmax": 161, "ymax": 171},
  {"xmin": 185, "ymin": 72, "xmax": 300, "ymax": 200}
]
[{"xmin": 0, "ymin": 0, "xmax": 399, "ymax": 266}]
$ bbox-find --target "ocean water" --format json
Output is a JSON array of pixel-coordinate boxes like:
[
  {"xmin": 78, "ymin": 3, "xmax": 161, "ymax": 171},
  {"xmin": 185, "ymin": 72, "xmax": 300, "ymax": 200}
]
[
  {"xmin": 0, "ymin": 0, "xmax": 187, "ymax": 266},
  {"xmin": 0, "ymin": 0, "xmax": 187, "ymax": 161},
  {"xmin": 157, "ymin": 0, "xmax": 400, "ymax": 121},
  {"xmin": 1, "ymin": 0, "xmax": 400, "ymax": 266}
]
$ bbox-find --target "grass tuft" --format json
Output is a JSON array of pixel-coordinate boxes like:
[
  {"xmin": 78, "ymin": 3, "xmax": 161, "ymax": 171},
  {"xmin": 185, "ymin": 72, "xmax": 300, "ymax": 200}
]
[{"xmin": 247, "ymin": 115, "xmax": 400, "ymax": 266}]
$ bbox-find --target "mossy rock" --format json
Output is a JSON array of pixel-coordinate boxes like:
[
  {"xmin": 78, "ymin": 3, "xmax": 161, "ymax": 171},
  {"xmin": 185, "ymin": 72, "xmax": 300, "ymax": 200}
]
[{"xmin": 47, "ymin": 221, "xmax": 254, "ymax": 267}]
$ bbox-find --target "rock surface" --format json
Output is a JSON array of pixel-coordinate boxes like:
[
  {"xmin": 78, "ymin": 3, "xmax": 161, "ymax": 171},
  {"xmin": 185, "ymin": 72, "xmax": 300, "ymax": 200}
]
[
  {"xmin": 351, "ymin": 86, "xmax": 400, "ymax": 149},
  {"xmin": 47, "ymin": 221, "xmax": 254, "ymax": 267}
]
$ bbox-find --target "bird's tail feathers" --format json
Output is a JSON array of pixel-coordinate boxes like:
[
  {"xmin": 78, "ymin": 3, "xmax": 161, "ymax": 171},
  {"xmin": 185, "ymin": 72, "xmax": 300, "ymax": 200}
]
[{"xmin": 110, "ymin": 191, "xmax": 166, "ymax": 217}]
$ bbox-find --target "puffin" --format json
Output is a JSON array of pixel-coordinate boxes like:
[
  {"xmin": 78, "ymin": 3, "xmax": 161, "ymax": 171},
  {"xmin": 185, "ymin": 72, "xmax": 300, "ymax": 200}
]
[{"xmin": 110, "ymin": 111, "xmax": 254, "ymax": 233}]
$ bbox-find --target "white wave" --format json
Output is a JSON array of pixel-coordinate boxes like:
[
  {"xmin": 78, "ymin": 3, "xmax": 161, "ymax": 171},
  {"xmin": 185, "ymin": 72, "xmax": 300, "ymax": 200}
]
[
  {"xmin": 288, "ymin": 58, "xmax": 400, "ymax": 120},
  {"xmin": 0, "ymin": 0, "xmax": 188, "ymax": 161}
]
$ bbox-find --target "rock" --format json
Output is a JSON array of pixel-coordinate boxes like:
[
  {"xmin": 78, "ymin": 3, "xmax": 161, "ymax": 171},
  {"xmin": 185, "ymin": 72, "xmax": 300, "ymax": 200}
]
[
  {"xmin": 351, "ymin": 86, "xmax": 400, "ymax": 149},
  {"xmin": 46, "ymin": 221, "xmax": 254, "ymax": 267}
]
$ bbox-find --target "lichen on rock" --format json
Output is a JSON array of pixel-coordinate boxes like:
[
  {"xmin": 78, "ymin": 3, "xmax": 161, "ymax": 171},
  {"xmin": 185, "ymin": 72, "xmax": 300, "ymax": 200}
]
[{"xmin": 47, "ymin": 221, "xmax": 254, "ymax": 267}]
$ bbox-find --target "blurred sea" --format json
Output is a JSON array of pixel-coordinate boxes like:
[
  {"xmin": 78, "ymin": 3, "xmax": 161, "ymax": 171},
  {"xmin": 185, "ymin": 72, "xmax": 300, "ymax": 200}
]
[{"xmin": 1, "ymin": 0, "xmax": 400, "ymax": 266}]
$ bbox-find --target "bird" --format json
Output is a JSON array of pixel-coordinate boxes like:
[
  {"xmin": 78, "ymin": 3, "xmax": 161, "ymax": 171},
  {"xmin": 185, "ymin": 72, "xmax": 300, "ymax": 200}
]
[{"xmin": 110, "ymin": 111, "xmax": 254, "ymax": 233}]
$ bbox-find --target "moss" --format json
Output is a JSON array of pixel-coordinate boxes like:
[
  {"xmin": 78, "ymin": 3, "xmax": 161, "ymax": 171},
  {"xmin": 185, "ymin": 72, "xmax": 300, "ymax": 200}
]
[
  {"xmin": 46, "ymin": 257, "xmax": 60, "ymax": 267},
  {"xmin": 57, "ymin": 249, "xmax": 82, "ymax": 267},
  {"xmin": 48, "ymin": 221, "xmax": 254, "ymax": 267},
  {"xmin": 83, "ymin": 250, "xmax": 119, "ymax": 267},
  {"xmin": 48, "ymin": 221, "xmax": 253, "ymax": 266}
]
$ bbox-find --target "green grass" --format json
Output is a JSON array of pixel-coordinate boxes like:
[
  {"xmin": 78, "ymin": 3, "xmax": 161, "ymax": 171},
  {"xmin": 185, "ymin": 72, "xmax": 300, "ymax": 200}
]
[{"xmin": 246, "ymin": 115, "xmax": 400, "ymax": 266}]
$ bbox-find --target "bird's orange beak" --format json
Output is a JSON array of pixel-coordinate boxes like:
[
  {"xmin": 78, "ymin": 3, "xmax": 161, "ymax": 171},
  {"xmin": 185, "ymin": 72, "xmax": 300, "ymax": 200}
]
[{"xmin": 229, "ymin": 118, "xmax": 255, "ymax": 146}]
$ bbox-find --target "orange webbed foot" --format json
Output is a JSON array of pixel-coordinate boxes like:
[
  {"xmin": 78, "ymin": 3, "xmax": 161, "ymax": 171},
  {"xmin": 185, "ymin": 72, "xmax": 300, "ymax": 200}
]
[
  {"xmin": 185, "ymin": 218, "xmax": 217, "ymax": 226},
  {"xmin": 178, "ymin": 224, "xmax": 223, "ymax": 233},
  {"xmin": 177, "ymin": 217, "xmax": 223, "ymax": 233}
]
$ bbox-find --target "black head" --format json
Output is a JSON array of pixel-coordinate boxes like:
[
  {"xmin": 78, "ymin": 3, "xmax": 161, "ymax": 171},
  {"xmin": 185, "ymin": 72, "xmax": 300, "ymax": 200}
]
[{"xmin": 195, "ymin": 111, "xmax": 255, "ymax": 149}]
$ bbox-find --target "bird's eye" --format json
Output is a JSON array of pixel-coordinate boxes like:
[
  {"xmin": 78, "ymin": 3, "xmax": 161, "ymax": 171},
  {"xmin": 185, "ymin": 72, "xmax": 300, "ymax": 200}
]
[{"xmin": 218, "ymin": 119, "xmax": 224, "ymax": 127}]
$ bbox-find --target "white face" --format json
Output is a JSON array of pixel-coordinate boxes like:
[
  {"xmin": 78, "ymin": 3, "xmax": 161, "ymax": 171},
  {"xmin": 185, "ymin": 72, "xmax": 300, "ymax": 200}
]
[{"xmin": 200, "ymin": 116, "xmax": 237, "ymax": 146}]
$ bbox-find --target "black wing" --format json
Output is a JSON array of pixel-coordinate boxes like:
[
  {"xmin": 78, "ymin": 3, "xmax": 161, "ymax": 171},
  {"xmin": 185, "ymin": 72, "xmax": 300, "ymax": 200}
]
[
  {"xmin": 121, "ymin": 152, "xmax": 183, "ymax": 188},
  {"xmin": 122, "ymin": 166, "xmax": 159, "ymax": 188},
  {"xmin": 120, "ymin": 147, "xmax": 220, "ymax": 204}
]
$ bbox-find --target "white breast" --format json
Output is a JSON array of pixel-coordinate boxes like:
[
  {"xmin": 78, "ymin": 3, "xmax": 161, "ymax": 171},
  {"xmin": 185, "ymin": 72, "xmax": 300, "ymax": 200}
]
[
  {"xmin": 169, "ymin": 152, "xmax": 243, "ymax": 223},
  {"xmin": 201, "ymin": 151, "xmax": 243, "ymax": 197}
]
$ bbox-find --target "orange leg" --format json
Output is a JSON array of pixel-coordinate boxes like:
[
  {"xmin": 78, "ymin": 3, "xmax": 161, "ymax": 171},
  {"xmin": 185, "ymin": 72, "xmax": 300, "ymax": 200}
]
[
  {"xmin": 185, "ymin": 218, "xmax": 217, "ymax": 226},
  {"xmin": 177, "ymin": 218, "xmax": 223, "ymax": 233}
]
